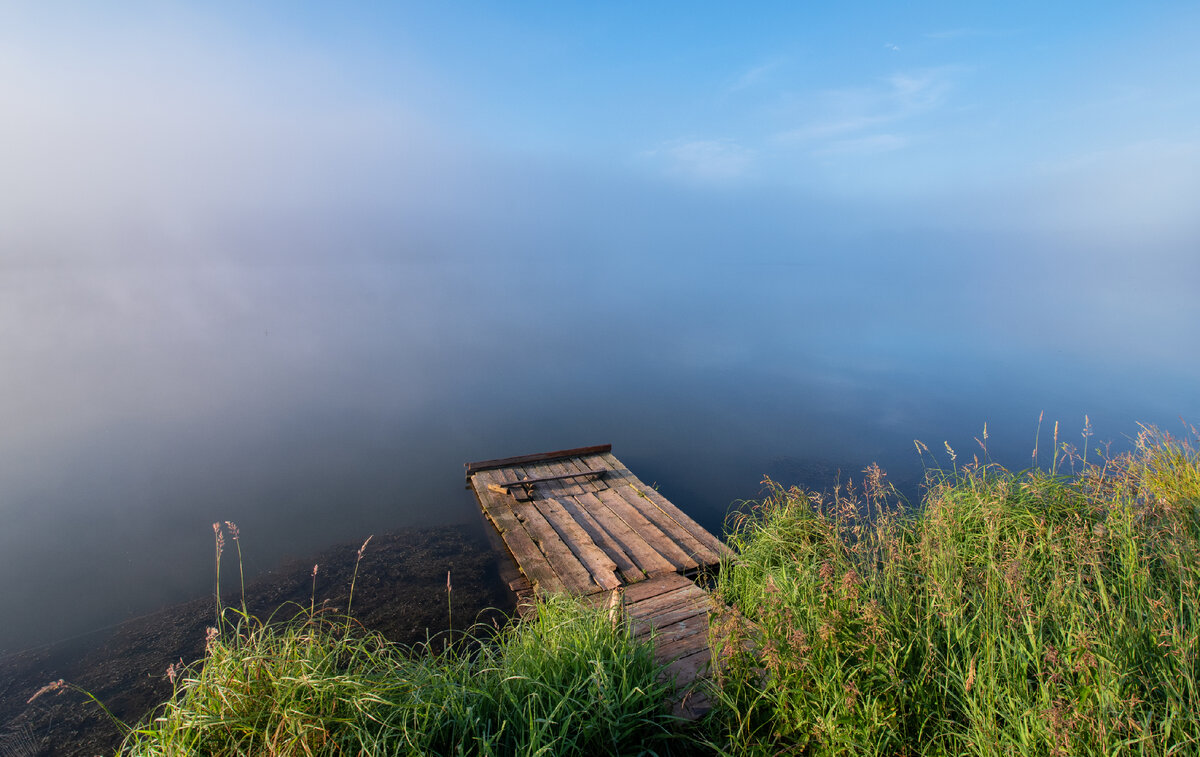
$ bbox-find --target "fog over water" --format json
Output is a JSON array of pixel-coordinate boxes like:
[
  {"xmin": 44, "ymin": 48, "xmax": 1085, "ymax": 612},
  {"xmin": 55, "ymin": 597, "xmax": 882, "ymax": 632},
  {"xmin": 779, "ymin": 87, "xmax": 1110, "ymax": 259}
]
[{"xmin": 2, "ymin": 4, "xmax": 1199, "ymax": 654}]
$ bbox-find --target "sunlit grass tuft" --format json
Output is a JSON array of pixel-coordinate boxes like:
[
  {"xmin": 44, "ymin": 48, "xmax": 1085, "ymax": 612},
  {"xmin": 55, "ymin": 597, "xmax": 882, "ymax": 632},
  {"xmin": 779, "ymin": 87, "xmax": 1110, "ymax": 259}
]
[{"xmin": 121, "ymin": 577, "xmax": 679, "ymax": 755}]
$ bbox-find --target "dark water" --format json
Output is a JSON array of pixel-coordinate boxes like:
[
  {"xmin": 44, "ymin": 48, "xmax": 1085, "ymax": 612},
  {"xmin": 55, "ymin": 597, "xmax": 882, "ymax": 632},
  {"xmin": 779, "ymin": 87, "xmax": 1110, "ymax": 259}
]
[{"xmin": 2, "ymin": 189, "xmax": 1198, "ymax": 658}]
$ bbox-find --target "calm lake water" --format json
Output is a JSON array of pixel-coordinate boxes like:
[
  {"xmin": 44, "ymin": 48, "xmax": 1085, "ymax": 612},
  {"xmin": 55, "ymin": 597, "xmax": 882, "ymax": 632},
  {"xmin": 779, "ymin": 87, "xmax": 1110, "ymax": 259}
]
[{"xmin": 2, "ymin": 208, "xmax": 1198, "ymax": 656}]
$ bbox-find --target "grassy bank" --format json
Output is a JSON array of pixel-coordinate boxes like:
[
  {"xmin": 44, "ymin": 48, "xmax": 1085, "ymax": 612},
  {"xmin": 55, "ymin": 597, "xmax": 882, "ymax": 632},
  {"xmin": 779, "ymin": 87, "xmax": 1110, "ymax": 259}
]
[
  {"xmin": 710, "ymin": 424, "xmax": 1200, "ymax": 755},
  {"xmin": 120, "ymin": 595, "xmax": 679, "ymax": 756},
  {"xmin": 112, "ymin": 423, "xmax": 1199, "ymax": 756}
]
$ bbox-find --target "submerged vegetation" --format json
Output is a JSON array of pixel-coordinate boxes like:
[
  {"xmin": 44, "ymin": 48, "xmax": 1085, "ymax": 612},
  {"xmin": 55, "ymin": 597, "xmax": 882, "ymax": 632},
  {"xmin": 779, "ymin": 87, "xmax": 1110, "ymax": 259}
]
[{"xmin": 94, "ymin": 422, "xmax": 1198, "ymax": 755}]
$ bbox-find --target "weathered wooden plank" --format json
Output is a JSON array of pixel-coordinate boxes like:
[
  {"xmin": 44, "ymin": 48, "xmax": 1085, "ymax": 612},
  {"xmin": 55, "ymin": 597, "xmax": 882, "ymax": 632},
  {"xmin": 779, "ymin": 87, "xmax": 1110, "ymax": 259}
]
[
  {"xmin": 560, "ymin": 457, "xmax": 608, "ymax": 494},
  {"xmin": 608, "ymin": 453, "xmax": 732, "ymax": 560},
  {"xmin": 557, "ymin": 495, "xmax": 646, "ymax": 583},
  {"xmin": 660, "ymin": 646, "xmax": 713, "ymax": 688},
  {"xmin": 575, "ymin": 491, "xmax": 679, "ymax": 576},
  {"xmin": 594, "ymin": 488, "xmax": 701, "ymax": 572},
  {"xmin": 620, "ymin": 572, "xmax": 694, "ymax": 604},
  {"xmin": 486, "ymin": 469, "xmax": 603, "ymax": 596},
  {"xmin": 649, "ymin": 613, "xmax": 709, "ymax": 644},
  {"xmin": 531, "ymin": 460, "xmax": 590, "ymax": 498},
  {"xmin": 590, "ymin": 452, "xmax": 731, "ymax": 560},
  {"xmin": 470, "ymin": 472, "xmax": 568, "ymax": 595},
  {"xmin": 635, "ymin": 605, "xmax": 709, "ymax": 639},
  {"xmin": 652, "ymin": 624, "xmax": 710, "ymax": 661},
  {"xmin": 531, "ymin": 496, "xmax": 621, "ymax": 591},
  {"xmin": 634, "ymin": 600, "xmax": 708, "ymax": 633},
  {"xmin": 607, "ymin": 483, "xmax": 722, "ymax": 567},
  {"xmin": 465, "ymin": 444, "xmax": 611, "ymax": 476},
  {"xmin": 489, "ymin": 468, "xmax": 535, "ymax": 500},
  {"xmin": 486, "ymin": 466, "xmax": 605, "ymax": 494},
  {"xmin": 512, "ymin": 508, "xmax": 602, "ymax": 595},
  {"xmin": 625, "ymin": 582, "xmax": 707, "ymax": 616}
]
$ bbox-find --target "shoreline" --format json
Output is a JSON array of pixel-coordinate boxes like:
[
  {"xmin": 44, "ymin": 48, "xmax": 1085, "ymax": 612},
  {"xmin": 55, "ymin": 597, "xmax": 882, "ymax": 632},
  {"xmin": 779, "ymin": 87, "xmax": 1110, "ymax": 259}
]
[{"xmin": 0, "ymin": 524, "xmax": 513, "ymax": 757}]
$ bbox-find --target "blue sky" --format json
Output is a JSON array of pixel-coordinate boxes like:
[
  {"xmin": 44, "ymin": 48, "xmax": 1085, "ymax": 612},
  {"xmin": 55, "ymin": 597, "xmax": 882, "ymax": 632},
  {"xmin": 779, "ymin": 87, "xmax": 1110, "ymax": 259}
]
[{"xmin": 3, "ymin": 2, "xmax": 1198, "ymax": 248}]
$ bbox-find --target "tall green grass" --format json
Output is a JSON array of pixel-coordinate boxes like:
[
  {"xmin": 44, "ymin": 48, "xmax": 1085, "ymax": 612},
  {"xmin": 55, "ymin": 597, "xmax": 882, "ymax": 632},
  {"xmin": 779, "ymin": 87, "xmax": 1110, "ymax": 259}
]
[
  {"xmin": 120, "ymin": 529, "xmax": 681, "ymax": 756},
  {"xmin": 709, "ymin": 424, "xmax": 1200, "ymax": 756},
  {"xmin": 121, "ymin": 599, "xmax": 678, "ymax": 756}
]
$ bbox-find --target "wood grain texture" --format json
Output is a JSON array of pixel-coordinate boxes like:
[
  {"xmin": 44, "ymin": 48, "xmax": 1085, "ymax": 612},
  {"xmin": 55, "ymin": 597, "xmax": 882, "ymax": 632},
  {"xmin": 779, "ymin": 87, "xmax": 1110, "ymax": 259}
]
[
  {"xmin": 470, "ymin": 472, "xmax": 567, "ymax": 595},
  {"xmin": 557, "ymin": 495, "xmax": 646, "ymax": 583},
  {"xmin": 594, "ymin": 488, "xmax": 700, "ymax": 571},
  {"xmin": 575, "ymin": 491, "xmax": 678, "ymax": 576},
  {"xmin": 593, "ymin": 452, "xmax": 731, "ymax": 560},
  {"xmin": 531, "ymin": 496, "xmax": 621, "ymax": 591}
]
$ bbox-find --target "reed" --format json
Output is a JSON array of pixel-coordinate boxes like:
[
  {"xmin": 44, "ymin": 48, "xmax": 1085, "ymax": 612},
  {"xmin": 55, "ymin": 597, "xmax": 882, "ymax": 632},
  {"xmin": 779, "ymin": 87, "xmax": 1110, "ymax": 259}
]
[
  {"xmin": 119, "ymin": 558, "xmax": 681, "ymax": 756},
  {"xmin": 708, "ymin": 423, "xmax": 1200, "ymax": 755}
]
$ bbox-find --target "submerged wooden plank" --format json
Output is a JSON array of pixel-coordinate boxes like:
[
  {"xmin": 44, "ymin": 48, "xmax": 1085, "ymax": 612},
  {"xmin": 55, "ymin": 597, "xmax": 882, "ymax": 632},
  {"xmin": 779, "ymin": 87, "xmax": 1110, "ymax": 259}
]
[
  {"xmin": 578, "ymin": 491, "xmax": 682, "ymax": 576},
  {"xmin": 594, "ymin": 488, "xmax": 701, "ymax": 572},
  {"xmin": 465, "ymin": 444, "xmax": 611, "ymax": 476},
  {"xmin": 470, "ymin": 472, "xmax": 568, "ymax": 595},
  {"xmin": 531, "ymin": 496, "xmax": 621, "ymax": 591},
  {"xmin": 590, "ymin": 452, "xmax": 731, "ymax": 561}
]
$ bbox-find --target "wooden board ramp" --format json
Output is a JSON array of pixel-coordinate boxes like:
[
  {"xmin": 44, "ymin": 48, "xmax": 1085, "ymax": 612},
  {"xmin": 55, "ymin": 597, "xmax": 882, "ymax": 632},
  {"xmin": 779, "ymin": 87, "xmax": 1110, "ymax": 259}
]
[{"xmin": 466, "ymin": 444, "xmax": 734, "ymax": 719}]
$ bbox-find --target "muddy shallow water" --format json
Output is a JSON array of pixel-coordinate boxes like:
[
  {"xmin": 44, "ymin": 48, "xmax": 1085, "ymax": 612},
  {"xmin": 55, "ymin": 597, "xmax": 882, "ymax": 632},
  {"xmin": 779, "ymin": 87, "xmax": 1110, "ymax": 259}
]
[{"xmin": 0, "ymin": 525, "xmax": 513, "ymax": 757}]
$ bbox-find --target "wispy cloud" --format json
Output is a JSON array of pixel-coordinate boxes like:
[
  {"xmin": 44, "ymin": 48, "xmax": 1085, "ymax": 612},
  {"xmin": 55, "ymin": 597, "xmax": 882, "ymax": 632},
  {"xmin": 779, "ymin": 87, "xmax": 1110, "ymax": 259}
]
[
  {"xmin": 773, "ymin": 67, "xmax": 956, "ymax": 153},
  {"xmin": 642, "ymin": 138, "xmax": 755, "ymax": 183},
  {"xmin": 815, "ymin": 133, "xmax": 908, "ymax": 156},
  {"xmin": 924, "ymin": 28, "xmax": 1009, "ymax": 41},
  {"xmin": 728, "ymin": 59, "xmax": 784, "ymax": 93}
]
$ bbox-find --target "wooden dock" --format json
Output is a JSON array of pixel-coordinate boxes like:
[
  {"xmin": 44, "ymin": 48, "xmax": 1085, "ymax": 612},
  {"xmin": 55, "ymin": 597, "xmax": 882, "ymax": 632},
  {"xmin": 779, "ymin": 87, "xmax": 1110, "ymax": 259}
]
[{"xmin": 465, "ymin": 444, "xmax": 732, "ymax": 718}]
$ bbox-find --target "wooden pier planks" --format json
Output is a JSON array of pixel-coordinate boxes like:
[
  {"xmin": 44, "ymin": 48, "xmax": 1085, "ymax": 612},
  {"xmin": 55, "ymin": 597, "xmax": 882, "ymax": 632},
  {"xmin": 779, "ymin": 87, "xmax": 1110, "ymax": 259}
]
[
  {"xmin": 467, "ymin": 447, "xmax": 725, "ymax": 596},
  {"xmin": 586, "ymin": 452, "xmax": 732, "ymax": 562},
  {"xmin": 466, "ymin": 445, "xmax": 732, "ymax": 719},
  {"xmin": 588, "ymin": 572, "xmax": 722, "ymax": 719}
]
